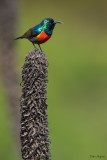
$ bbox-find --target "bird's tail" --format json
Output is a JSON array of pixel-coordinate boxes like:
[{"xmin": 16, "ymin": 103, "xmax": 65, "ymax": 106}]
[{"xmin": 14, "ymin": 36, "xmax": 24, "ymax": 40}]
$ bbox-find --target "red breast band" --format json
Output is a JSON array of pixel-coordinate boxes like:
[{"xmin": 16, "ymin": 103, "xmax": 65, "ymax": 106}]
[{"xmin": 37, "ymin": 30, "xmax": 51, "ymax": 43}]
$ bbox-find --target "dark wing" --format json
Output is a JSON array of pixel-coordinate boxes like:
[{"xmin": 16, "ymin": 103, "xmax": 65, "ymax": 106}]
[
  {"xmin": 22, "ymin": 28, "xmax": 39, "ymax": 39},
  {"xmin": 15, "ymin": 24, "xmax": 42, "ymax": 40}
]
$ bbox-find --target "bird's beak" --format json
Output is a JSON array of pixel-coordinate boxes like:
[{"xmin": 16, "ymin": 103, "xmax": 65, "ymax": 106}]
[{"xmin": 54, "ymin": 21, "xmax": 64, "ymax": 24}]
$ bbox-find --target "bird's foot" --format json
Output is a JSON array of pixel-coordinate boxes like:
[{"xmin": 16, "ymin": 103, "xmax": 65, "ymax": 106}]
[
  {"xmin": 39, "ymin": 49, "xmax": 44, "ymax": 53},
  {"xmin": 38, "ymin": 44, "xmax": 43, "ymax": 53},
  {"xmin": 32, "ymin": 43, "xmax": 38, "ymax": 51}
]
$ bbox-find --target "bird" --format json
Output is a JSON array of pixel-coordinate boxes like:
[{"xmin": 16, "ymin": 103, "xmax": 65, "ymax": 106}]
[{"xmin": 15, "ymin": 17, "xmax": 63, "ymax": 52}]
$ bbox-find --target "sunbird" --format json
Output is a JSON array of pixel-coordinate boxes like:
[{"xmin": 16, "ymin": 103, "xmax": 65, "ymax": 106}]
[{"xmin": 15, "ymin": 17, "xmax": 63, "ymax": 51}]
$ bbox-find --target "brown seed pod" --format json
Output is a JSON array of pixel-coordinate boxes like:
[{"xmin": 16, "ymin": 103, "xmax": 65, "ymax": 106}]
[{"xmin": 20, "ymin": 49, "xmax": 50, "ymax": 160}]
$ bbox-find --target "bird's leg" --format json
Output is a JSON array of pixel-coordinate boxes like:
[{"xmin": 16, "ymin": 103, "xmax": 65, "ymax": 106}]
[
  {"xmin": 38, "ymin": 44, "xmax": 43, "ymax": 52},
  {"xmin": 32, "ymin": 43, "xmax": 37, "ymax": 50}
]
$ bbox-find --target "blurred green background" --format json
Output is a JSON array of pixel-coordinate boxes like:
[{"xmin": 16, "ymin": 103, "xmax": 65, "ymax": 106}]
[{"xmin": 0, "ymin": 0, "xmax": 107, "ymax": 159}]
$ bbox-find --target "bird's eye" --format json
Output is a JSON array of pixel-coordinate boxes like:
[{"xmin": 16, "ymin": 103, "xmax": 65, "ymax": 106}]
[{"xmin": 50, "ymin": 20, "xmax": 54, "ymax": 23}]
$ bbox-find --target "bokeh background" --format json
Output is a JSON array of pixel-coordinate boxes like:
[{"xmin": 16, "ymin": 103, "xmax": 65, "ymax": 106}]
[{"xmin": 0, "ymin": 0, "xmax": 107, "ymax": 160}]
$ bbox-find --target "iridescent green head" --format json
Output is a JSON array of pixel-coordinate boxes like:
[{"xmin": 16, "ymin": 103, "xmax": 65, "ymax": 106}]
[{"xmin": 41, "ymin": 17, "xmax": 63, "ymax": 35}]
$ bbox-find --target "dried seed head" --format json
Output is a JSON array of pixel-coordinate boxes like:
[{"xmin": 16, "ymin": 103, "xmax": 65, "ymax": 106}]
[{"xmin": 20, "ymin": 49, "xmax": 50, "ymax": 160}]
